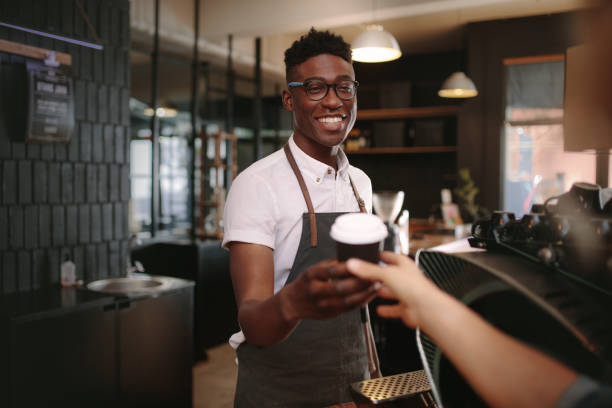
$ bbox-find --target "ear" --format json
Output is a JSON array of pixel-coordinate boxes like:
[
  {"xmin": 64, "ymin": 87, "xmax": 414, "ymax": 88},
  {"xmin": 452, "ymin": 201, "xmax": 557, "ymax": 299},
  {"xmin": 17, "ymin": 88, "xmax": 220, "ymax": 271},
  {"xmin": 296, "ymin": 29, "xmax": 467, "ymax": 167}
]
[{"xmin": 281, "ymin": 89, "xmax": 294, "ymax": 112}]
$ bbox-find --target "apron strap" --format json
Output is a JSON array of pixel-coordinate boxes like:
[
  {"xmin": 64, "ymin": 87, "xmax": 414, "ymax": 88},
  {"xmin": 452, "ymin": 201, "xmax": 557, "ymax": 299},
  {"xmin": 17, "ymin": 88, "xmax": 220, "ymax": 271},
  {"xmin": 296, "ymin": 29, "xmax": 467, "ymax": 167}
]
[
  {"xmin": 348, "ymin": 175, "xmax": 367, "ymax": 213},
  {"xmin": 284, "ymin": 144, "xmax": 318, "ymax": 247}
]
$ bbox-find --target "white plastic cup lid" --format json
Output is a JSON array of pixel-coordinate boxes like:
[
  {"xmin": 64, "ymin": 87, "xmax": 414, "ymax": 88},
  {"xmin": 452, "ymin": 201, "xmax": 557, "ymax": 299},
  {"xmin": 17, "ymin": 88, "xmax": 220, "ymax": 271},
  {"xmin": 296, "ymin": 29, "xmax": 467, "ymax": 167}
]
[{"xmin": 330, "ymin": 213, "xmax": 388, "ymax": 245}]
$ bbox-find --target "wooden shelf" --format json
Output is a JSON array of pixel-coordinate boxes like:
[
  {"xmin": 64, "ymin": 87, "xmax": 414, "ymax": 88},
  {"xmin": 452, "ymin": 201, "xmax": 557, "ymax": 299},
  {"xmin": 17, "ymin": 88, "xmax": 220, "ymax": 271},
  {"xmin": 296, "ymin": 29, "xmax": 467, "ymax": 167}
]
[
  {"xmin": 346, "ymin": 146, "xmax": 457, "ymax": 155},
  {"xmin": 357, "ymin": 106, "xmax": 459, "ymax": 120}
]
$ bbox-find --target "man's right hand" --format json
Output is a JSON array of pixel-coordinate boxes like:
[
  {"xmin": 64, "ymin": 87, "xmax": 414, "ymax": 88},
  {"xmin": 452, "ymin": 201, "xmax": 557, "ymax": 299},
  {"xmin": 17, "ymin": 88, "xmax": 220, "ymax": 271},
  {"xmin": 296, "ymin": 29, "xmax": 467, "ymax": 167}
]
[{"xmin": 280, "ymin": 259, "xmax": 379, "ymax": 323}]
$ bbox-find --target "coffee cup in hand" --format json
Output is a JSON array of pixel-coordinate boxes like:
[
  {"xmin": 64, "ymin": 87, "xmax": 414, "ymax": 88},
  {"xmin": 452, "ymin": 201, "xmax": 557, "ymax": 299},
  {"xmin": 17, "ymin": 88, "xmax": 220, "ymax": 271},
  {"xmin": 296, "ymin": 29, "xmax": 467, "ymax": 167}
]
[{"xmin": 330, "ymin": 213, "xmax": 388, "ymax": 263}]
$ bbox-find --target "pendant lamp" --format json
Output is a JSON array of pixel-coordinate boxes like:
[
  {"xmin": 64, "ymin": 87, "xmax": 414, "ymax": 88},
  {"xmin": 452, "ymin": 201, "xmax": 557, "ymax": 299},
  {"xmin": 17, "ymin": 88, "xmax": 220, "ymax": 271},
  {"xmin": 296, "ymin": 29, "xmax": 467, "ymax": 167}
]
[
  {"xmin": 438, "ymin": 71, "xmax": 478, "ymax": 98},
  {"xmin": 352, "ymin": 24, "xmax": 402, "ymax": 63}
]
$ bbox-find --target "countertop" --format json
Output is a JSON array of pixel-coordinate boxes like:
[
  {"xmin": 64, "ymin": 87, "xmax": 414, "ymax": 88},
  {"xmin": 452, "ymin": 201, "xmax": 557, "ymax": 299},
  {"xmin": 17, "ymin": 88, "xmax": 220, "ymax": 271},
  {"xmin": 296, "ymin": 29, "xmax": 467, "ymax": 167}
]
[{"xmin": 0, "ymin": 275, "xmax": 194, "ymax": 320}]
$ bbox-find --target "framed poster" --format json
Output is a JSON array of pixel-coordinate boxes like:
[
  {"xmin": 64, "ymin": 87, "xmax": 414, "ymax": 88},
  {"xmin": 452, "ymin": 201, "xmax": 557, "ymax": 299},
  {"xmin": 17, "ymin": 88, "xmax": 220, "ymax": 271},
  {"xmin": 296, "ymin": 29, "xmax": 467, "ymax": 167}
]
[{"xmin": 25, "ymin": 60, "xmax": 74, "ymax": 143}]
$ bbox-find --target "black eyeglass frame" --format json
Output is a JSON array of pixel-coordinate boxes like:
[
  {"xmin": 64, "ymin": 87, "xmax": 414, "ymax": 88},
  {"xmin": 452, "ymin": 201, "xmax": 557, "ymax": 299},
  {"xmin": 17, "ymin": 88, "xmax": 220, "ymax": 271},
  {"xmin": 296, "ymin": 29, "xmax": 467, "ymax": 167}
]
[{"xmin": 287, "ymin": 79, "xmax": 359, "ymax": 101}]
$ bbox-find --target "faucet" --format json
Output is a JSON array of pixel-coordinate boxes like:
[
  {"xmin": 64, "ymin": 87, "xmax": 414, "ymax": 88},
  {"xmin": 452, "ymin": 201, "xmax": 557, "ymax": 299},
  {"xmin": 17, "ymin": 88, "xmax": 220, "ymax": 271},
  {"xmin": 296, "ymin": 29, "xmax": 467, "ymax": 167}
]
[{"xmin": 126, "ymin": 234, "xmax": 145, "ymax": 276}]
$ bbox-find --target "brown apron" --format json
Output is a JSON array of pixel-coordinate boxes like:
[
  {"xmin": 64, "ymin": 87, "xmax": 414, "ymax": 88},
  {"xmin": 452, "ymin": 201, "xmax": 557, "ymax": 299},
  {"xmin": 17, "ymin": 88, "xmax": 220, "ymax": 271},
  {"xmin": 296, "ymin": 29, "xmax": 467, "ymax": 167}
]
[{"xmin": 234, "ymin": 145, "xmax": 376, "ymax": 407}]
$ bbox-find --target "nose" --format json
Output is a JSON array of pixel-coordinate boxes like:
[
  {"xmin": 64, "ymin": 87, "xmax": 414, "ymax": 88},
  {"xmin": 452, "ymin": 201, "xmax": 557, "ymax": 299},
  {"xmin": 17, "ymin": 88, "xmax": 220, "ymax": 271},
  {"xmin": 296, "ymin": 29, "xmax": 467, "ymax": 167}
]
[{"xmin": 320, "ymin": 85, "xmax": 343, "ymax": 109}]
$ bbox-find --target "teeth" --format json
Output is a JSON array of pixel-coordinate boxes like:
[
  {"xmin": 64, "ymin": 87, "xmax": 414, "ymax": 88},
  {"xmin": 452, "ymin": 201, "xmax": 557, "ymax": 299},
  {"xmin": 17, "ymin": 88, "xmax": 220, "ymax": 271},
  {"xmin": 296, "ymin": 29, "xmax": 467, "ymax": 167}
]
[{"xmin": 318, "ymin": 116, "xmax": 342, "ymax": 123}]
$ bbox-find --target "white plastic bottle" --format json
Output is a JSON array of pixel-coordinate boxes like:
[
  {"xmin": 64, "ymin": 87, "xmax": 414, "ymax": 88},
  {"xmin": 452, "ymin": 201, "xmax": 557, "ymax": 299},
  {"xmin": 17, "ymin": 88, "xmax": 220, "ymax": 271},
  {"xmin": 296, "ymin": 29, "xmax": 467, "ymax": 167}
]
[{"xmin": 61, "ymin": 255, "xmax": 76, "ymax": 287}]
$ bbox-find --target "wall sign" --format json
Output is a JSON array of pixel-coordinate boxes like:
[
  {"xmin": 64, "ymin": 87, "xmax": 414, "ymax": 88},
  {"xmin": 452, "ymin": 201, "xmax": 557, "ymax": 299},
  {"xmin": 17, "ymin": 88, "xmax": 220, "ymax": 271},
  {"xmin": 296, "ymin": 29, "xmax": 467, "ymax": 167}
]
[{"xmin": 25, "ymin": 60, "xmax": 74, "ymax": 143}]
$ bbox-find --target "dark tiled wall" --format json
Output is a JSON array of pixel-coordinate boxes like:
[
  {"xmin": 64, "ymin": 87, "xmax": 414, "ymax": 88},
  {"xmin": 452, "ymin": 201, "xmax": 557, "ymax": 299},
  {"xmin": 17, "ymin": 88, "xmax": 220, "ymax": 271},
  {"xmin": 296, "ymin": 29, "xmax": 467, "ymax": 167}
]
[{"xmin": 0, "ymin": 0, "xmax": 131, "ymax": 293}]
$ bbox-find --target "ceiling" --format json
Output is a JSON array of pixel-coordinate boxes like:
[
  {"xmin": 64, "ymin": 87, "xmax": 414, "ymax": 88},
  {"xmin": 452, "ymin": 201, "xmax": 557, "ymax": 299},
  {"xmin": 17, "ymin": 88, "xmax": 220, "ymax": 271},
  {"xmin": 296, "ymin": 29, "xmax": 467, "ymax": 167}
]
[{"xmin": 129, "ymin": 0, "xmax": 589, "ymax": 85}]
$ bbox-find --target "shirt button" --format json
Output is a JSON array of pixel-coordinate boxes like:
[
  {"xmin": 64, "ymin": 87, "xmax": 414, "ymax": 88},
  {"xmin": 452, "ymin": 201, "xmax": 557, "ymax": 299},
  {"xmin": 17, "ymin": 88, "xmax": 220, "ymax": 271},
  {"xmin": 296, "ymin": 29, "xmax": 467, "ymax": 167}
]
[
  {"xmin": 316, "ymin": 177, "xmax": 321, "ymax": 183},
  {"xmin": 327, "ymin": 169, "xmax": 332, "ymax": 175}
]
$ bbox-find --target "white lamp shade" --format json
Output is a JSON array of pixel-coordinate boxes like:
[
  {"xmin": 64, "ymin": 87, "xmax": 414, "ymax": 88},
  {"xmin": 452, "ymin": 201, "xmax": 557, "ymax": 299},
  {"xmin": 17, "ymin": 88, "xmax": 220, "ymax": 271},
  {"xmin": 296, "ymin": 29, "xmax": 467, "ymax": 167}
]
[
  {"xmin": 352, "ymin": 24, "xmax": 402, "ymax": 63},
  {"xmin": 438, "ymin": 71, "xmax": 478, "ymax": 98}
]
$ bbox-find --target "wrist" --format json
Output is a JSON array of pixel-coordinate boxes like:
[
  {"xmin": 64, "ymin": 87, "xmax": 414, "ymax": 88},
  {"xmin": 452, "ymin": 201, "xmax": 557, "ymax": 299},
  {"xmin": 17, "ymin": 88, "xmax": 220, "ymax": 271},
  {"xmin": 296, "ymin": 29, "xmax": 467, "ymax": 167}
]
[{"xmin": 279, "ymin": 283, "xmax": 300, "ymax": 325}]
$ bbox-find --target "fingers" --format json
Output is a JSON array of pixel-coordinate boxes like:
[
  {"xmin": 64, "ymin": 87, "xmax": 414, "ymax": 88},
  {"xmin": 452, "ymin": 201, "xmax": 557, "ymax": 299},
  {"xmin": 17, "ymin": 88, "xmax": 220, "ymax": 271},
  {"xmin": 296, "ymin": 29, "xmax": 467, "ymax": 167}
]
[
  {"xmin": 377, "ymin": 304, "xmax": 404, "ymax": 319},
  {"xmin": 317, "ymin": 284, "xmax": 379, "ymax": 310},
  {"xmin": 345, "ymin": 258, "xmax": 387, "ymax": 281}
]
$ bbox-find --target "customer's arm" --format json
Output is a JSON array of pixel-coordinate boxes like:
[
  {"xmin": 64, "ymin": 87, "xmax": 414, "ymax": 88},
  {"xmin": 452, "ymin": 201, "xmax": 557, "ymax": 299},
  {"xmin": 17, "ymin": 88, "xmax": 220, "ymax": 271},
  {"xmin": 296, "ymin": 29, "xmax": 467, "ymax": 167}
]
[
  {"xmin": 346, "ymin": 252, "xmax": 577, "ymax": 408},
  {"xmin": 229, "ymin": 242, "xmax": 378, "ymax": 347}
]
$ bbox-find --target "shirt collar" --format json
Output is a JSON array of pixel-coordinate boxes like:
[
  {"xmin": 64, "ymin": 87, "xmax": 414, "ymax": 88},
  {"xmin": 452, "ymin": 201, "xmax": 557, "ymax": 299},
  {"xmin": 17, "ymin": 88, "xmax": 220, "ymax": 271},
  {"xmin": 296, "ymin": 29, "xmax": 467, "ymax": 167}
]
[{"xmin": 288, "ymin": 135, "xmax": 350, "ymax": 184}]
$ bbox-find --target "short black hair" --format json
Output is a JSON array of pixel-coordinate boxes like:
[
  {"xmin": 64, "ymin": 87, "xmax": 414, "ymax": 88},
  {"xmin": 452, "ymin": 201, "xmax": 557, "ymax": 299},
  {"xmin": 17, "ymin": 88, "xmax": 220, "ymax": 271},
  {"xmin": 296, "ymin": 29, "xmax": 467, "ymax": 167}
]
[{"xmin": 284, "ymin": 28, "xmax": 352, "ymax": 79}]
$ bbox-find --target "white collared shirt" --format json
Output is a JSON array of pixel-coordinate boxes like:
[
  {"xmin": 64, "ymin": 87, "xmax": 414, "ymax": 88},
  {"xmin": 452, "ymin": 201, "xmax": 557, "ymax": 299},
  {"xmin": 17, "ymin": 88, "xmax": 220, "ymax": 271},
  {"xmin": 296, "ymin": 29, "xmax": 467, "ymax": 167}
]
[{"xmin": 222, "ymin": 135, "xmax": 372, "ymax": 348}]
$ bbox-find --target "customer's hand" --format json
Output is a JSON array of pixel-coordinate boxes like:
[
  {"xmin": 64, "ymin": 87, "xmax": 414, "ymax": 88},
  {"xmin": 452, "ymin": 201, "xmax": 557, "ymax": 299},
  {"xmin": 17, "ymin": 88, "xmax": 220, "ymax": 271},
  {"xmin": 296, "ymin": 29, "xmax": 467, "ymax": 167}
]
[
  {"xmin": 346, "ymin": 252, "xmax": 441, "ymax": 328},
  {"xmin": 281, "ymin": 259, "xmax": 379, "ymax": 322}
]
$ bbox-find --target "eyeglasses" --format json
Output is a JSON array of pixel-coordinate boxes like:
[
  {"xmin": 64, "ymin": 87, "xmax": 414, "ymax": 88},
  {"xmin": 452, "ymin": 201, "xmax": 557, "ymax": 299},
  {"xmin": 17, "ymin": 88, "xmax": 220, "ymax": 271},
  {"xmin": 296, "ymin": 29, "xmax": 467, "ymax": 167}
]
[{"xmin": 287, "ymin": 79, "xmax": 359, "ymax": 101}]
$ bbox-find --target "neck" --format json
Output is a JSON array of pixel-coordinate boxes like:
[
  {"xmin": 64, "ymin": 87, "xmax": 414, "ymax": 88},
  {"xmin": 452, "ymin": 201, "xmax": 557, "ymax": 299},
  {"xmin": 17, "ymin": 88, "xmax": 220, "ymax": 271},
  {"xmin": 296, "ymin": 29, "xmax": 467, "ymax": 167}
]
[{"xmin": 293, "ymin": 133, "xmax": 339, "ymax": 170}]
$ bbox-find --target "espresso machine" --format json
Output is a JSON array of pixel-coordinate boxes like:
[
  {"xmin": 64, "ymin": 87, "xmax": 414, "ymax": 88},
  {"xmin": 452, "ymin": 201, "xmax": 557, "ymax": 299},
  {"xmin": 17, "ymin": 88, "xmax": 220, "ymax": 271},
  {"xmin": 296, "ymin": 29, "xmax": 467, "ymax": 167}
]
[{"xmin": 372, "ymin": 191, "xmax": 405, "ymax": 252}]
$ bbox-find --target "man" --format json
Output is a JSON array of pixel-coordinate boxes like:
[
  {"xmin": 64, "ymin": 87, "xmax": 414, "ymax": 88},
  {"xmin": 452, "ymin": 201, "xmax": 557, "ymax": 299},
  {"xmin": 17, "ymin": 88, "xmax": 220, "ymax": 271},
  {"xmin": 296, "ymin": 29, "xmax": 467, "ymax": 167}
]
[{"xmin": 223, "ymin": 29, "xmax": 379, "ymax": 407}]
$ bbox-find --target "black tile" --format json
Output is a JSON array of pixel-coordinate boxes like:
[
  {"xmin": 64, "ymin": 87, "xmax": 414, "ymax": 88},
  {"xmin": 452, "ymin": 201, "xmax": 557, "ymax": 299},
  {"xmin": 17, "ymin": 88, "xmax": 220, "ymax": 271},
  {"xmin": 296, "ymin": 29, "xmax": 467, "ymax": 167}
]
[
  {"xmin": 104, "ymin": 46, "xmax": 113, "ymax": 84},
  {"xmin": 87, "ymin": 164, "xmax": 97, "ymax": 203},
  {"xmin": 61, "ymin": 163, "xmax": 73, "ymax": 203},
  {"xmin": 102, "ymin": 203, "xmax": 112, "ymax": 241},
  {"xmin": 87, "ymin": 81, "xmax": 97, "ymax": 122},
  {"xmin": 115, "ymin": 48, "xmax": 125, "ymax": 87},
  {"xmin": 27, "ymin": 143, "xmax": 40, "ymax": 159},
  {"xmin": 12, "ymin": 142, "xmax": 26, "ymax": 159},
  {"xmin": 24, "ymin": 205, "xmax": 38, "ymax": 249},
  {"xmin": 121, "ymin": 87, "xmax": 130, "ymax": 126},
  {"xmin": 52, "ymin": 205, "xmax": 65, "ymax": 246},
  {"xmin": 109, "ymin": 86, "xmax": 119, "ymax": 125},
  {"xmin": 32, "ymin": 249, "xmax": 45, "ymax": 289},
  {"xmin": 55, "ymin": 143, "xmax": 67, "ymax": 161},
  {"xmin": 104, "ymin": 124, "xmax": 114, "ymax": 163},
  {"xmin": 85, "ymin": 244, "xmax": 97, "ymax": 281},
  {"xmin": 74, "ymin": 163, "xmax": 85, "ymax": 203},
  {"xmin": 48, "ymin": 163, "xmax": 60, "ymax": 204},
  {"xmin": 90, "ymin": 204, "xmax": 101, "ymax": 243},
  {"xmin": 9, "ymin": 206, "xmax": 23, "ymax": 249},
  {"xmin": 97, "ymin": 243, "xmax": 108, "ymax": 278},
  {"xmin": 92, "ymin": 123, "xmax": 103, "ymax": 162},
  {"xmin": 60, "ymin": 0, "xmax": 73, "ymax": 35},
  {"xmin": 98, "ymin": 84, "xmax": 108, "ymax": 123},
  {"xmin": 115, "ymin": 125, "xmax": 124, "ymax": 163},
  {"xmin": 39, "ymin": 205, "xmax": 51, "ymax": 247},
  {"xmin": 98, "ymin": 164, "xmax": 108, "ymax": 202},
  {"xmin": 109, "ymin": 240, "xmax": 119, "ymax": 277},
  {"xmin": 68, "ymin": 128, "xmax": 80, "ymax": 161},
  {"xmin": 0, "ymin": 206, "xmax": 7, "ymax": 251},
  {"xmin": 18, "ymin": 160, "xmax": 32, "ymax": 204},
  {"xmin": 79, "ymin": 205, "xmax": 90, "ymax": 244},
  {"xmin": 80, "ymin": 47, "xmax": 91, "ymax": 81},
  {"xmin": 110, "ymin": 6, "xmax": 120, "ymax": 47},
  {"xmin": 18, "ymin": 250, "xmax": 31, "ymax": 291},
  {"xmin": 109, "ymin": 165, "xmax": 119, "ymax": 201},
  {"xmin": 122, "ymin": 200, "xmax": 129, "ymax": 238},
  {"xmin": 80, "ymin": 122, "xmax": 92, "ymax": 161},
  {"xmin": 41, "ymin": 143, "xmax": 54, "ymax": 160},
  {"xmin": 93, "ymin": 47, "xmax": 103, "ymax": 81},
  {"xmin": 47, "ymin": 248, "xmax": 60, "ymax": 285},
  {"xmin": 3, "ymin": 160, "xmax": 16, "ymax": 204},
  {"xmin": 114, "ymin": 202, "xmax": 122, "ymax": 240},
  {"xmin": 3, "ymin": 251, "xmax": 17, "ymax": 294},
  {"xmin": 73, "ymin": 245, "xmax": 84, "ymax": 281},
  {"xmin": 121, "ymin": 165, "xmax": 130, "ymax": 201},
  {"xmin": 75, "ymin": 79, "xmax": 86, "ymax": 121},
  {"xmin": 33, "ymin": 161, "xmax": 48, "ymax": 203},
  {"xmin": 66, "ymin": 205, "xmax": 77, "ymax": 245}
]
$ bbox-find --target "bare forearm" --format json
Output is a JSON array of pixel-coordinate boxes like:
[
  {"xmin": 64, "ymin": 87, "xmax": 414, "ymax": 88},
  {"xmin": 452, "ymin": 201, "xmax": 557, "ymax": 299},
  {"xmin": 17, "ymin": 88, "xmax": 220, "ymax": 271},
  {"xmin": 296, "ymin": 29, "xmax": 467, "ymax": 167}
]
[
  {"xmin": 420, "ymin": 292, "xmax": 577, "ymax": 408},
  {"xmin": 238, "ymin": 288, "xmax": 299, "ymax": 347}
]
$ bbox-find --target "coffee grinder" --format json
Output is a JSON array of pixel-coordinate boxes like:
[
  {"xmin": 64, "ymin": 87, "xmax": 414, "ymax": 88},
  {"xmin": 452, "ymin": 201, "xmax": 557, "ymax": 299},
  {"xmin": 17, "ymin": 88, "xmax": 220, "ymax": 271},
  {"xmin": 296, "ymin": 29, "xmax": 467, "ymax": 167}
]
[{"xmin": 372, "ymin": 191, "xmax": 405, "ymax": 252}]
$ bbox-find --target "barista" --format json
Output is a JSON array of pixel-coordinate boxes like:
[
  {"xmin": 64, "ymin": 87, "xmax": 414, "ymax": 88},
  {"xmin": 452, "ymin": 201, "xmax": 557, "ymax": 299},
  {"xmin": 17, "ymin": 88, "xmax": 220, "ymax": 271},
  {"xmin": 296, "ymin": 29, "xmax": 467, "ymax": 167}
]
[{"xmin": 223, "ymin": 29, "xmax": 378, "ymax": 407}]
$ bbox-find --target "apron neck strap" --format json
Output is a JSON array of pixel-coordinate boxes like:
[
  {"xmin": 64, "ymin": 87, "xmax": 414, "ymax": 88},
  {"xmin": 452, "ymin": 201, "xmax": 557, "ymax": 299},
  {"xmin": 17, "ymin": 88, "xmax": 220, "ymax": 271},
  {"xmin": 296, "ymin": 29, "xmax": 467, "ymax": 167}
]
[
  {"xmin": 284, "ymin": 144, "xmax": 318, "ymax": 247},
  {"xmin": 283, "ymin": 143, "xmax": 367, "ymax": 247}
]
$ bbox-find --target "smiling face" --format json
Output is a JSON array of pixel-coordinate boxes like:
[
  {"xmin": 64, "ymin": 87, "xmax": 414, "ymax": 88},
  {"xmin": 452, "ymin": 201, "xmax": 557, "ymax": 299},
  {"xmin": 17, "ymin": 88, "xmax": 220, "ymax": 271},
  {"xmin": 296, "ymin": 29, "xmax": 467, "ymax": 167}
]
[{"xmin": 282, "ymin": 53, "xmax": 357, "ymax": 159}]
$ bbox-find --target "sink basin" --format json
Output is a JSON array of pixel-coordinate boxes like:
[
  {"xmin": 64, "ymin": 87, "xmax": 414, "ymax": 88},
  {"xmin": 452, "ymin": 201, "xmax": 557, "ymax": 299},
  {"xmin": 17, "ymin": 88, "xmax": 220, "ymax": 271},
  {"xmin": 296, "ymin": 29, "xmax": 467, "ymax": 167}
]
[{"xmin": 87, "ymin": 275, "xmax": 165, "ymax": 295}]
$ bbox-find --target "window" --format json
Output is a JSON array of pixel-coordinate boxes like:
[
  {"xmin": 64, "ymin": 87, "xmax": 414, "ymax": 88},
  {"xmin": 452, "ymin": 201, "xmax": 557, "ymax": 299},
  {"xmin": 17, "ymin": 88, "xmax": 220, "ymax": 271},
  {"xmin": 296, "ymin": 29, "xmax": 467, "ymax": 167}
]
[{"xmin": 502, "ymin": 56, "xmax": 603, "ymax": 217}]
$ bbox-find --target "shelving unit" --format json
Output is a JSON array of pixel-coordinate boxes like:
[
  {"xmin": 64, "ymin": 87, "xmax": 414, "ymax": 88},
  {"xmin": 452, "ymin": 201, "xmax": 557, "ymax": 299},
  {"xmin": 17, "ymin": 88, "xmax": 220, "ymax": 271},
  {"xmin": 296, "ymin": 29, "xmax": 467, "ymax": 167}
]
[
  {"xmin": 346, "ymin": 146, "xmax": 456, "ymax": 155},
  {"xmin": 357, "ymin": 105, "xmax": 459, "ymax": 120},
  {"xmin": 197, "ymin": 130, "xmax": 237, "ymax": 240}
]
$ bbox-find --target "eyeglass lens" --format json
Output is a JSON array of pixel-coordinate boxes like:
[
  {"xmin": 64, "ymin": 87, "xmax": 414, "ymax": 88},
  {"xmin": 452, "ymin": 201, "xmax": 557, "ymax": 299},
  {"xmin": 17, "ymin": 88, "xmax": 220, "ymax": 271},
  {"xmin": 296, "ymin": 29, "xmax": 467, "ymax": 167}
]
[{"xmin": 305, "ymin": 80, "xmax": 357, "ymax": 101}]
